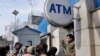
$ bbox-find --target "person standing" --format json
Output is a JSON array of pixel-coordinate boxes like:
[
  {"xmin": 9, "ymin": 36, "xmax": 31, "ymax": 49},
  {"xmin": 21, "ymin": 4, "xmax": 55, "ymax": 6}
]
[
  {"xmin": 61, "ymin": 34, "xmax": 75, "ymax": 56},
  {"xmin": 11, "ymin": 42, "xmax": 22, "ymax": 56},
  {"xmin": 36, "ymin": 43, "xmax": 48, "ymax": 56},
  {"xmin": 0, "ymin": 37, "xmax": 10, "ymax": 56},
  {"xmin": 22, "ymin": 46, "xmax": 35, "ymax": 56},
  {"xmin": 47, "ymin": 47, "xmax": 57, "ymax": 56}
]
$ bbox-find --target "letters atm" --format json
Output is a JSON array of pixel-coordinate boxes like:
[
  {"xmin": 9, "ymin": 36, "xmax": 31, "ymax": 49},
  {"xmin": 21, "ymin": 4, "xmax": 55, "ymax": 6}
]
[{"xmin": 49, "ymin": 3, "xmax": 71, "ymax": 15}]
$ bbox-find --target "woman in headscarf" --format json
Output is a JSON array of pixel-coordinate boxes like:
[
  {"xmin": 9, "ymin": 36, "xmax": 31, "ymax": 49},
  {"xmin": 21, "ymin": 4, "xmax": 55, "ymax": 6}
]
[{"xmin": 12, "ymin": 42, "xmax": 22, "ymax": 56}]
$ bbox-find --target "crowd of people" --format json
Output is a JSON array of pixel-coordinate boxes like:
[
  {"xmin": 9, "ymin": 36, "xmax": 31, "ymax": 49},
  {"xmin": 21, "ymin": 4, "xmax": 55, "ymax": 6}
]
[
  {"xmin": 10, "ymin": 42, "xmax": 57, "ymax": 56},
  {"xmin": 0, "ymin": 41, "xmax": 58, "ymax": 56},
  {"xmin": 0, "ymin": 34, "xmax": 75, "ymax": 56}
]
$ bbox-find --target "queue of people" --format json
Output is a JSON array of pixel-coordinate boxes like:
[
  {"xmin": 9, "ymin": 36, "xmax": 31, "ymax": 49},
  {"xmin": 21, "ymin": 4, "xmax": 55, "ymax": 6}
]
[
  {"xmin": 11, "ymin": 42, "xmax": 57, "ymax": 56},
  {"xmin": 0, "ymin": 34, "xmax": 75, "ymax": 56}
]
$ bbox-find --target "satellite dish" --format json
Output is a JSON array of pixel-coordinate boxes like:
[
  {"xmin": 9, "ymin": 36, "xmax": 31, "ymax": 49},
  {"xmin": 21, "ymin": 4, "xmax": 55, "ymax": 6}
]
[{"xmin": 44, "ymin": 0, "xmax": 74, "ymax": 27}]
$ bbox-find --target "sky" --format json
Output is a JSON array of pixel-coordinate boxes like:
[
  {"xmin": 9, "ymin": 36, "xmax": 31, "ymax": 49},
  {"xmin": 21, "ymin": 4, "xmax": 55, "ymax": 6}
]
[
  {"xmin": 0, "ymin": 0, "xmax": 78, "ymax": 35},
  {"xmin": 0, "ymin": 0, "xmax": 46, "ymax": 35},
  {"xmin": 0, "ymin": 0, "xmax": 31, "ymax": 35}
]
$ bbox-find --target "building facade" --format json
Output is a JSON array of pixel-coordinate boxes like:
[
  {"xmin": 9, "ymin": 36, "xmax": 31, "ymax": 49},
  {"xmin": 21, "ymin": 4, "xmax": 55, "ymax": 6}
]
[
  {"xmin": 40, "ymin": 0, "xmax": 100, "ymax": 56},
  {"xmin": 27, "ymin": 0, "xmax": 100, "ymax": 56},
  {"xmin": 74, "ymin": 0, "xmax": 100, "ymax": 56}
]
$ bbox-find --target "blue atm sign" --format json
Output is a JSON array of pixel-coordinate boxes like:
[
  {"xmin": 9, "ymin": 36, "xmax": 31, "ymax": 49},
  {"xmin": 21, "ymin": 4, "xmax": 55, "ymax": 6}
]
[{"xmin": 44, "ymin": 0, "xmax": 73, "ymax": 27}]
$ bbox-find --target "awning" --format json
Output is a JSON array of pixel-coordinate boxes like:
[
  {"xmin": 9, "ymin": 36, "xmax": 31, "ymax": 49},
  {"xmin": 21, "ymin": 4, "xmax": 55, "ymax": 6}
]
[{"xmin": 40, "ymin": 33, "xmax": 51, "ymax": 38}]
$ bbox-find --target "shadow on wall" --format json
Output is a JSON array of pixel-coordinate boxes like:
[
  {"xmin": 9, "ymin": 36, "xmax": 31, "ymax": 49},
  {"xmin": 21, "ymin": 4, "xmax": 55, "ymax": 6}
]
[
  {"xmin": 73, "ymin": 3, "xmax": 82, "ymax": 50},
  {"xmin": 92, "ymin": 9, "xmax": 100, "ymax": 51},
  {"xmin": 74, "ymin": 18, "xmax": 82, "ymax": 50},
  {"xmin": 85, "ymin": 0, "xmax": 96, "ymax": 56},
  {"xmin": 92, "ymin": 10, "xmax": 100, "ymax": 39}
]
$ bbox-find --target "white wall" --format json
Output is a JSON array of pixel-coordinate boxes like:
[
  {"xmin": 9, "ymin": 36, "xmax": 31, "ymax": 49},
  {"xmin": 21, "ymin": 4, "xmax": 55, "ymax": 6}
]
[
  {"xmin": 47, "ymin": 24, "xmax": 74, "ymax": 56},
  {"xmin": 52, "ymin": 28, "xmax": 60, "ymax": 55}
]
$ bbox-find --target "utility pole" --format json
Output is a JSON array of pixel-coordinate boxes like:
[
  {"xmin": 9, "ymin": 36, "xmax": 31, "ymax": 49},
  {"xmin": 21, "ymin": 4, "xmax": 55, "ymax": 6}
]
[
  {"xmin": 12, "ymin": 10, "xmax": 19, "ymax": 30},
  {"xmin": 12, "ymin": 10, "xmax": 19, "ymax": 50}
]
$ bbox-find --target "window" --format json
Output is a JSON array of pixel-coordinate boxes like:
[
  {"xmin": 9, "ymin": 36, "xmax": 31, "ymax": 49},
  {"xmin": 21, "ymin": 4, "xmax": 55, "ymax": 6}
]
[
  {"xmin": 27, "ymin": 41, "xmax": 32, "ymax": 46},
  {"xmin": 95, "ymin": 0, "xmax": 100, "ymax": 8}
]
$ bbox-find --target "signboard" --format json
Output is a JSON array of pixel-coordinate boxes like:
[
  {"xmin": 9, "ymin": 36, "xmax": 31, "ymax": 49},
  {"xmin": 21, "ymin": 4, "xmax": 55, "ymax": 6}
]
[{"xmin": 44, "ymin": 0, "xmax": 73, "ymax": 27}]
